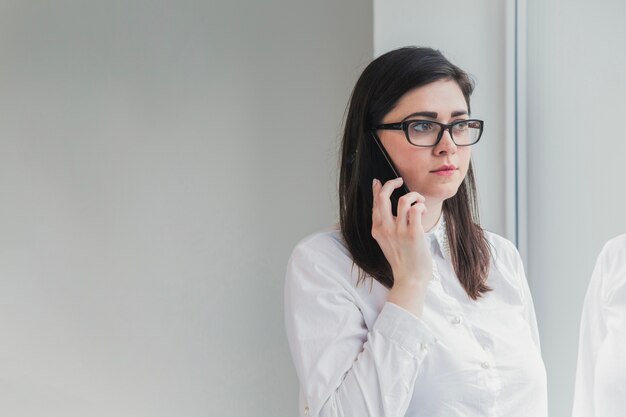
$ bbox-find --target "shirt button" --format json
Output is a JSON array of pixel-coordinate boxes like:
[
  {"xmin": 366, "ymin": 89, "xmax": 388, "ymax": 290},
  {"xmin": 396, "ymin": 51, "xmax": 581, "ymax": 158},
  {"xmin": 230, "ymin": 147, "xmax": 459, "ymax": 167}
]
[
  {"xmin": 421, "ymin": 343, "xmax": 430, "ymax": 351},
  {"xmin": 451, "ymin": 315, "xmax": 462, "ymax": 325},
  {"xmin": 481, "ymin": 361, "xmax": 491, "ymax": 369}
]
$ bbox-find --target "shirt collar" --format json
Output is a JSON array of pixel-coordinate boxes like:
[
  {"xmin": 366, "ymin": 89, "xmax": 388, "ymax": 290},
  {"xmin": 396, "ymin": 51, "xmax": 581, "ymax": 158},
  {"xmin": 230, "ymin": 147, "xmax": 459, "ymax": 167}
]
[{"xmin": 425, "ymin": 213, "xmax": 450, "ymax": 260}]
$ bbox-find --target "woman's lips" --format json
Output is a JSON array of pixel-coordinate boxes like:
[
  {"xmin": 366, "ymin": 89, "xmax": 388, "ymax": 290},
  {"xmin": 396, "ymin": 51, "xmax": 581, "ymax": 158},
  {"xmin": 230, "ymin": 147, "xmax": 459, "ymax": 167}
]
[{"xmin": 431, "ymin": 165, "xmax": 458, "ymax": 176}]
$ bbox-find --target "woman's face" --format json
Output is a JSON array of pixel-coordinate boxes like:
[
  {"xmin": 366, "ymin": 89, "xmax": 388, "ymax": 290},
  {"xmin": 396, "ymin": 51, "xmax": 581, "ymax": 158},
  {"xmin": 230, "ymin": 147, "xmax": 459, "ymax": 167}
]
[{"xmin": 377, "ymin": 79, "xmax": 472, "ymax": 206}]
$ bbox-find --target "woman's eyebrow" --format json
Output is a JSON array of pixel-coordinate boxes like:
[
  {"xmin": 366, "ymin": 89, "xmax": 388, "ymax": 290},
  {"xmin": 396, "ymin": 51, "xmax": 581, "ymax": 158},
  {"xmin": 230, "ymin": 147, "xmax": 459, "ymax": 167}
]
[
  {"xmin": 402, "ymin": 111, "xmax": 438, "ymax": 121},
  {"xmin": 402, "ymin": 110, "xmax": 468, "ymax": 121}
]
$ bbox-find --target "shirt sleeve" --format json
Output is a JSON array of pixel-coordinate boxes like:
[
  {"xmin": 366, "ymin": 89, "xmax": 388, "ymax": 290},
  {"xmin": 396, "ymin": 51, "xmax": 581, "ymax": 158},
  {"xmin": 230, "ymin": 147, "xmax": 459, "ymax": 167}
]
[
  {"xmin": 572, "ymin": 247, "xmax": 607, "ymax": 417},
  {"xmin": 284, "ymin": 240, "xmax": 437, "ymax": 417}
]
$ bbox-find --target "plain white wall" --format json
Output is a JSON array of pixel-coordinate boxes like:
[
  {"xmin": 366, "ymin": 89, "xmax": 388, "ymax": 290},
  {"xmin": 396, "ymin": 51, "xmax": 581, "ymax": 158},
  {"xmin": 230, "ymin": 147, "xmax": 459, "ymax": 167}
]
[
  {"xmin": 526, "ymin": 1, "xmax": 626, "ymax": 416},
  {"xmin": 0, "ymin": 1, "xmax": 371, "ymax": 416},
  {"xmin": 374, "ymin": 0, "xmax": 508, "ymax": 238}
]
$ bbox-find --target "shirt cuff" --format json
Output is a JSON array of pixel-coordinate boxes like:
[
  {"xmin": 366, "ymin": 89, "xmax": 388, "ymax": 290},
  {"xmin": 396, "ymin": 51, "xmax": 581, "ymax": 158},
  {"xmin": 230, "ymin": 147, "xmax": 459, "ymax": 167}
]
[{"xmin": 373, "ymin": 302, "xmax": 438, "ymax": 355}]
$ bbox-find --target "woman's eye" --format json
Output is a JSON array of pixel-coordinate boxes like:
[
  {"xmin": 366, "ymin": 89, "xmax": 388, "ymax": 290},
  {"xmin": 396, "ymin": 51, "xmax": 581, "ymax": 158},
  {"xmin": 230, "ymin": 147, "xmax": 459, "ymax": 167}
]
[
  {"xmin": 410, "ymin": 121, "xmax": 434, "ymax": 133},
  {"xmin": 453, "ymin": 121, "xmax": 469, "ymax": 131}
]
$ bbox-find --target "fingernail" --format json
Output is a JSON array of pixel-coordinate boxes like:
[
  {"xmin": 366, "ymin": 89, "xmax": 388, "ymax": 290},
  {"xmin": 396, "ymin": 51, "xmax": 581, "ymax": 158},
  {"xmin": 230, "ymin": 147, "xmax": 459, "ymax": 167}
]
[{"xmin": 372, "ymin": 178, "xmax": 378, "ymax": 187}]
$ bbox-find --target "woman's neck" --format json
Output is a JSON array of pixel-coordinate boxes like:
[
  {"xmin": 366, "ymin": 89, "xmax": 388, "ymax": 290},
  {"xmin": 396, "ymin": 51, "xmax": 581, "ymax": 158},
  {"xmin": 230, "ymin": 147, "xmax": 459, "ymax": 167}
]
[{"xmin": 422, "ymin": 201, "xmax": 443, "ymax": 233}]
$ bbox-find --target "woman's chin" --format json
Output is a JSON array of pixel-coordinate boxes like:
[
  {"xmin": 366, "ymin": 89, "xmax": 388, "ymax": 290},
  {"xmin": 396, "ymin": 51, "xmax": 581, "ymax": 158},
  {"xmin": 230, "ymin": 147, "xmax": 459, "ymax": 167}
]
[{"xmin": 421, "ymin": 185, "xmax": 462, "ymax": 204}]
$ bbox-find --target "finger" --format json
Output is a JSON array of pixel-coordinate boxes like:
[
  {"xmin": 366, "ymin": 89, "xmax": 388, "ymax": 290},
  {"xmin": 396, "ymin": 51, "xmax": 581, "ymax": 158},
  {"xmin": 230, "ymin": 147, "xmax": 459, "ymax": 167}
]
[
  {"xmin": 395, "ymin": 191, "xmax": 422, "ymax": 228},
  {"xmin": 371, "ymin": 178, "xmax": 382, "ymax": 224},
  {"xmin": 407, "ymin": 202, "xmax": 428, "ymax": 235},
  {"xmin": 372, "ymin": 178, "xmax": 381, "ymax": 205},
  {"xmin": 372, "ymin": 178, "xmax": 386, "ymax": 213},
  {"xmin": 412, "ymin": 192, "xmax": 426, "ymax": 205},
  {"xmin": 374, "ymin": 177, "xmax": 404, "ymax": 219},
  {"xmin": 379, "ymin": 177, "xmax": 404, "ymax": 200}
]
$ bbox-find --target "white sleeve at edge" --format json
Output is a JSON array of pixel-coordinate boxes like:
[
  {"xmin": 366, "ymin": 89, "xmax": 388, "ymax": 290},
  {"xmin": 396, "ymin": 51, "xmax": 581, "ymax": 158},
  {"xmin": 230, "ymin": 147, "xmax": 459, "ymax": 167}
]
[{"xmin": 572, "ymin": 249, "xmax": 606, "ymax": 417}]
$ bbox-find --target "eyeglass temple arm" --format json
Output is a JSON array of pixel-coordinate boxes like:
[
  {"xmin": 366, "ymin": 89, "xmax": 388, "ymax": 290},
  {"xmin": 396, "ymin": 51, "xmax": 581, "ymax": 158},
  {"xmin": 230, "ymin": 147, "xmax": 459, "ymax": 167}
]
[{"xmin": 374, "ymin": 122, "xmax": 403, "ymax": 130}]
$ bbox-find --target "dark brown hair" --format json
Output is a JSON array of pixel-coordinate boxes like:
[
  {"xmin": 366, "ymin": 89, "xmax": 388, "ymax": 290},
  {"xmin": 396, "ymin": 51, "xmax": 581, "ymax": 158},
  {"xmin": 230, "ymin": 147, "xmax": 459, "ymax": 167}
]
[{"xmin": 339, "ymin": 46, "xmax": 491, "ymax": 300}]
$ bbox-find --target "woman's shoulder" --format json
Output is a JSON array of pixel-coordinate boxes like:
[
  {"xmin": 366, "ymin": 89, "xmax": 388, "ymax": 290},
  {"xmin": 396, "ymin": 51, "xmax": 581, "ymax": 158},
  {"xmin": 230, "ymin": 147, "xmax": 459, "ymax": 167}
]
[
  {"xmin": 478, "ymin": 230, "xmax": 529, "ymax": 294},
  {"xmin": 600, "ymin": 233, "xmax": 626, "ymax": 258},
  {"xmin": 481, "ymin": 229, "xmax": 521, "ymax": 266},
  {"xmin": 284, "ymin": 225, "xmax": 369, "ymax": 307},
  {"xmin": 595, "ymin": 233, "xmax": 626, "ymax": 286},
  {"xmin": 289, "ymin": 225, "xmax": 350, "ymax": 260},
  {"xmin": 286, "ymin": 225, "xmax": 355, "ymax": 282}
]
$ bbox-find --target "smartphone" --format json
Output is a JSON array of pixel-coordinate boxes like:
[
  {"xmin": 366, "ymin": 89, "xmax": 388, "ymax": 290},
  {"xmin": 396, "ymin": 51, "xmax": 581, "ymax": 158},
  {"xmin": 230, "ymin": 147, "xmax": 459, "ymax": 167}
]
[{"xmin": 369, "ymin": 132, "xmax": 411, "ymax": 216}]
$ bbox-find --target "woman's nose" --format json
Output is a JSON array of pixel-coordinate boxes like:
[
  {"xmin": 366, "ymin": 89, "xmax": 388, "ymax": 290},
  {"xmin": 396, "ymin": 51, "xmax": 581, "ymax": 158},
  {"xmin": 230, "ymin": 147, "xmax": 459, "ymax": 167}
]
[{"xmin": 434, "ymin": 128, "xmax": 457, "ymax": 154}]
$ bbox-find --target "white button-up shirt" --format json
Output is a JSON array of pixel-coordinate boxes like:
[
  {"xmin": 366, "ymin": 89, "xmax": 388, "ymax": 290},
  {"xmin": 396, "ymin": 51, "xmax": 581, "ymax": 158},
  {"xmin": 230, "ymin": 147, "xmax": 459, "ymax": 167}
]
[
  {"xmin": 573, "ymin": 234, "xmax": 626, "ymax": 417},
  {"xmin": 284, "ymin": 218, "xmax": 548, "ymax": 417}
]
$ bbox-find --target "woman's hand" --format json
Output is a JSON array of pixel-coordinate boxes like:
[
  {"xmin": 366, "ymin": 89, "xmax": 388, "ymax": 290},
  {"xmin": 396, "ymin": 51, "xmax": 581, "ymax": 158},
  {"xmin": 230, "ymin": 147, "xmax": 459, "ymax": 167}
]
[{"xmin": 371, "ymin": 177, "xmax": 432, "ymax": 317}]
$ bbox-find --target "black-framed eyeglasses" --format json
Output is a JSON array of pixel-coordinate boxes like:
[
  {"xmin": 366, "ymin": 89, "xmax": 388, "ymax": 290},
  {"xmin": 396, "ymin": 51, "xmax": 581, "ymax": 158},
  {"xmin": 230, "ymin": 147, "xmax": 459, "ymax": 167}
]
[{"xmin": 373, "ymin": 119, "xmax": 484, "ymax": 147}]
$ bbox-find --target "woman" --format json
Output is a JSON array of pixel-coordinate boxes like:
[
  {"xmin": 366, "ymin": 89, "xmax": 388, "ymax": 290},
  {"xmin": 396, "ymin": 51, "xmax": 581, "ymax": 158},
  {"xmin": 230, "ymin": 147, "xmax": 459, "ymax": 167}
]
[
  {"xmin": 572, "ymin": 234, "xmax": 626, "ymax": 417},
  {"xmin": 284, "ymin": 47, "xmax": 547, "ymax": 417}
]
